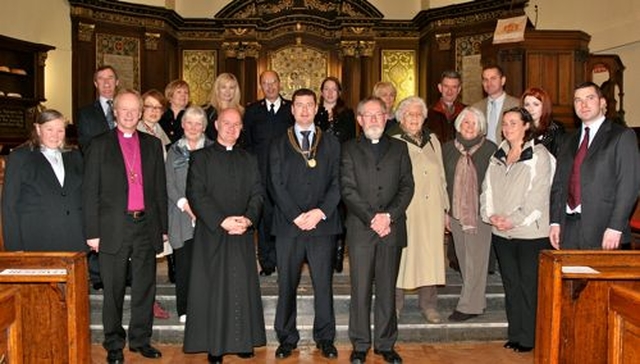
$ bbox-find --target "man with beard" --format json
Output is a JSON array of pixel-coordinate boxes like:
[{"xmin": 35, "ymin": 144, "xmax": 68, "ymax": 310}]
[{"xmin": 341, "ymin": 96, "xmax": 415, "ymax": 364}]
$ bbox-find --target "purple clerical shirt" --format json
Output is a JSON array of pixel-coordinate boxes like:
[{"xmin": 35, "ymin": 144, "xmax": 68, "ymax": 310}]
[{"xmin": 117, "ymin": 130, "xmax": 145, "ymax": 211}]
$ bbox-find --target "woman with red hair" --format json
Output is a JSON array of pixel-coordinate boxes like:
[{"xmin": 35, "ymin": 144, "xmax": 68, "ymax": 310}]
[{"xmin": 521, "ymin": 87, "xmax": 565, "ymax": 156}]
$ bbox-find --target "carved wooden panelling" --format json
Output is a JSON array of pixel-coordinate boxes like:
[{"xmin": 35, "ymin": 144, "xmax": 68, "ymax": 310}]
[
  {"xmin": 381, "ymin": 50, "xmax": 416, "ymax": 106},
  {"xmin": 269, "ymin": 46, "xmax": 328, "ymax": 99},
  {"xmin": 182, "ymin": 50, "xmax": 217, "ymax": 106},
  {"xmin": 95, "ymin": 33, "xmax": 140, "ymax": 90}
]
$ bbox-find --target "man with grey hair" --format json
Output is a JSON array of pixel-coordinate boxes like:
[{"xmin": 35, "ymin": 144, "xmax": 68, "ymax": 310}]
[{"xmin": 341, "ymin": 96, "xmax": 414, "ymax": 364}]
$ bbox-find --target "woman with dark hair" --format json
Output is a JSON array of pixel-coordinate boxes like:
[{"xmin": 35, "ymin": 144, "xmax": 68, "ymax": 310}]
[
  {"xmin": 315, "ymin": 76, "xmax": 356, "ymax": 143},
  {"xmin": 480, "ymin": 107, "xmax": 554, "ymax": 353},
  {"xmin": 521, "ymin": 87, "xmax": 565, "ymax": 156},
  {"xmin": 2, "ymin": 109, "xmax": 85, "ymax": 252},
  {"xmin": 315, "ymin": 76, "xmax": 355, "ymax": 273}
]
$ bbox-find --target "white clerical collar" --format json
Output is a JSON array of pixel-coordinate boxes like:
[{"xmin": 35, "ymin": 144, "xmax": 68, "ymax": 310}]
[
  {"xmin": 123, "ymin": 133, "xmax": 134, "ymax": 138},
  {"xmin": 371, "ymin": 139, "xmax": 380, "ymax": 144},
  {"xmin": 226, "ymin": 145, "xmax": 233, "ymax": 151}
]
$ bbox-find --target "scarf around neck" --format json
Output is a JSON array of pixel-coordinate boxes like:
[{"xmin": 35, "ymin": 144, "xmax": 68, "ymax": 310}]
[{"xmin": 452, "ymin": 135, "xmax": 485, "ymax": 233}]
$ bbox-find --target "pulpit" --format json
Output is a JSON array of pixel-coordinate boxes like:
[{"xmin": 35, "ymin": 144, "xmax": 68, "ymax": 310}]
[
  {"xmin": 535, "ymin": 250, "xmax": 640, "ymax": 364},
  {"xmin": 0, "ymin": 252, "xmax": 90, "ymax": 363},
  {"xmin": 0, "ymin": 287, "xmax": 22, "ymax": 364},
  {"xmin": 608, "ymin": 285, "xmax": 640, "ymax": 363}
]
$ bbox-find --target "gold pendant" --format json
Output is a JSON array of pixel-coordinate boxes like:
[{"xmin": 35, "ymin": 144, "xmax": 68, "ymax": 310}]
[{"xmin": 307, "ymin": 158, "xmax": 317, "ymax": 168}]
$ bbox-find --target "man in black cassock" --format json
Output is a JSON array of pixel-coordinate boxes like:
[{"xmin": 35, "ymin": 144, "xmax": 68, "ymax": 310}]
[{"xmin": 183, "ymin": 107, "xmax": 266, "ymax": 364}]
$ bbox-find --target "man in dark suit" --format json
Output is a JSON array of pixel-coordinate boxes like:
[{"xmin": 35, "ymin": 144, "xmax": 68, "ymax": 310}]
[
  {"xmin": 341, "ymin": 96, "xmax": 414, "ymax": 364},
  {"xmin": 77, "ymin": 65, "xmax": 119, "ymax": 151},
  {"xmin": 550, "ymin": 81, "xmax": 640, "ymax": 250},
  {"xmin": 83, "ymin": 89, "xmax": 167, "ymax": 364},
  {"xmin": 243, "ymin": 70, "xmax": 294, "ymax": 276},
  {"xmin": 269, "ymin": 88, "xmax": 342, "ymax": 360}
]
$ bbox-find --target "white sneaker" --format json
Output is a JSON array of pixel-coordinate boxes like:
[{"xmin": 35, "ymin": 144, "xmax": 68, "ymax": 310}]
[{"xmin": 179, "ymin": 314, "xmax": 187, "ymax": 323}]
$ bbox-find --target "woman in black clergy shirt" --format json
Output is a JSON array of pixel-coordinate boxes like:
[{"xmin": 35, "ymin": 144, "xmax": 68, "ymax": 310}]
[
  {"xmin": 314, "ymin": 76, "xmax": 355, "ymax": 273},
  {"xmin": 2, "ymin": 109, "xmax": 85, "ymax": 251}
]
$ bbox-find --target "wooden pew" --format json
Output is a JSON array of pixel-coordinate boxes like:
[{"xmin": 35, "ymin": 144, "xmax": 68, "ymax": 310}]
[
  {"xmin": 0, "ymin": 252, "xmax": 90, "ymax": 363},
  {"xmin": 535, "ymin": 250, "xmax": 640, "ymax": 364},
  {"xmin": 608, "ymin": 285, "xmax": 640, "ymax": 363},
  {"xmin": 0, "ymin": 287, "xmax": 22, "ymax": 364}
]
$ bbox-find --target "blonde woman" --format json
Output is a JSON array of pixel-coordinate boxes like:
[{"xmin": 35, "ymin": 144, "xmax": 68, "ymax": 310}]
[{"xmin": 203, "ymin": 73, "xmax": 244, "ymax": 141}]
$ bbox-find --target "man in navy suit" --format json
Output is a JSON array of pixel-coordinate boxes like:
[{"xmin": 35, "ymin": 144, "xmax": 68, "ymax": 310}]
[
  {"xmin": 550, "ymin": 81, "xmax": 640, "ymax": 250},
  {"xmin": 269, "ymin": 88, "xmax": 342, "ymax": 360},
  {"xmin": 243, "ymin": 70, "xmax": 294, "ymax": 276},
  {"xmin": 83, "ymin": 89, "xmax": 167, "ymax": 364},
  {"xmin": 77, "ymin": 65, "xmax": 119, "ymax": 150}
]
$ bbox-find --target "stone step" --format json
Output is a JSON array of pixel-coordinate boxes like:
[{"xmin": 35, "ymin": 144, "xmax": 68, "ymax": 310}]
[{"xmin": 89, "ymin": 269, "xmax": 507, "ymax": 344}]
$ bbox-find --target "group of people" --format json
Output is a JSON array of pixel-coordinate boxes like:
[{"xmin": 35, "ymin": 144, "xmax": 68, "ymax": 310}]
[{"xmin": 2, "ymin": 62, "xmax": 640, "ymax": 364}]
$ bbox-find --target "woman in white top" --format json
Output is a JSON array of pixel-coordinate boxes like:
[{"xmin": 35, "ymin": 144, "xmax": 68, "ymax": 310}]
[{"xmin": 2, "ymin": 109, "xmax": 85, "ymax": 251}]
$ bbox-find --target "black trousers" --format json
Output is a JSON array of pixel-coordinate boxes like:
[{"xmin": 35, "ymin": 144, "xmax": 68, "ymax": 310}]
[
  {"xmin": 274, "ymin": 235, "xmax": 336, "ymax": 345},
  {"xmin": 257, "ymin": 198, "xmax": 277, "ymax": 270},
  {"xmin": 100, "ymin": 215, "xmax": 157, "ymax": 350},
  {"xmin": 174, "ymin": 239, "xmax": 193, "ymax": 316},
  {"xmin": 493, "ymin": 234, "xmax": 551, "ymax": 348},
  {"xmin": 348, "ymin": 240, "xmax": 402, "ymax": 352}
]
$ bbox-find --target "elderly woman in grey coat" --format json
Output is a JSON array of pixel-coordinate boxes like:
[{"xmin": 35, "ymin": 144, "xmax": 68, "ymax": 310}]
[
  {"xmin": 442, "ymin": 107, "xmax": 497, "ymax": 322},
  {"xmin": 166, "ymin": 105, "xmax": 213, "ymax": 323}
]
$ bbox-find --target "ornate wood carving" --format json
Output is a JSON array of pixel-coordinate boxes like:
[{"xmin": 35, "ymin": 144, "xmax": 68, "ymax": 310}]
[
  {"xmin": 77, "ymin": 22, "xmax": 95, "ymax": 43},
  {"xmin": 222, "ymin": 41, "xmax": 261, "ymax": 59},
  {"xmin": 144, "ymin": 32, "xmax": 160, "ymax": 51}
]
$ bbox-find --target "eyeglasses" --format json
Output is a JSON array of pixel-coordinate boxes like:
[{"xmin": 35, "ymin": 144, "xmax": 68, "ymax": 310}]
[
  {"xmin": 360, "ymin": 112, "xmax": 385, "ymax": 121},
  {"xmin": 143, "ymin": 105, "xmax": 163, "ymax": 111},
  {"xmin": 404, "ymin": 112, "xmax": 423, "ymax": 119}
]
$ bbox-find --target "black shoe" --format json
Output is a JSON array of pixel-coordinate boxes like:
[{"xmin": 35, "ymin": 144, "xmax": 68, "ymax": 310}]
[
  {"xmin": 514, "ymin": 345, "xmax": 533, "ymax": 353},
  {"xmin": 334, "ymin": 239, "xmax": 345, "ymax": 273},
  {"xmin": 316, "ymin": 341, "xmax": 338, "ymax": 359},
  {"xmin": 275, "ymin": 343, "xmax": 296, "ymax": 359},
  {"xmin": 448, "ymin": 310, "xmax": 479, "ymax": 322},
  {"xmin": 93, "ymin": 282, "xmax": 104, "ymax": 290},
  {"xmin": 374, "ymin": 348, "xmax": 403, "ymax": 364},
  {"xmin": 350, "ymin": 350, "xmax": 367, "ymax": 364},
  {"xmin": 259, "ymin": 267, "xmax": 275, "ymax": 276},
  {"xmin": 208, "ymin": 354, "xmax": 223, "ymax": 363},
  {"xmin": 106, "ymin": 349, "xmax": 124, "ymax": 364},
  {"xmin": 129, "ymin": 344, "xmax": 162, "ymax": 358},
  {"xmin": 237, "ymin": 351, "xmax": 254, "ymax": 358},
  {"xmin": 503, "ymin": 341, "xmax": 519, "ymax": 349}
]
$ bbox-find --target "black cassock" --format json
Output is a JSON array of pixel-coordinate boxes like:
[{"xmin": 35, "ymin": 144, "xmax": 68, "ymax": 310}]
[{"xmin": 183, "ymin": 142, "xmax": 266, "ymax": 355}]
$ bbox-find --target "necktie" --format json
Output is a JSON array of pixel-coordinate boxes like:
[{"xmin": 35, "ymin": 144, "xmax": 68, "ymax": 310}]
[
  {"xmin": 269, "ymin": 103, "xmax": 275, "ymax": 116},
  {"xmin": 300, "ymin": 130, "xmax": 311, "ymax": 152},
  {"xmin": 106, "ymin": 99, "xmax": 115, "ymax": 129},
  {"xmin": 488, "ymin": 100, "xmax": 498, "ymax": 142},
  {"xmin": 568, "ymin": 127, "xmax": 590, "ymax": 209}
]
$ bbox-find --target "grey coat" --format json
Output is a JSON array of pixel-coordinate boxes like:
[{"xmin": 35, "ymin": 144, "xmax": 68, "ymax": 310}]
[{"xmin": 166, "ymin": 138, "xmax": 213, "ymax": 249}]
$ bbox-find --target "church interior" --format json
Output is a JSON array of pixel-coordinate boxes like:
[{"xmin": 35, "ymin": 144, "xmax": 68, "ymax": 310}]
[{"xmin": 1, "ymin": 0, "xmax": 640, "ymax": 363}]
